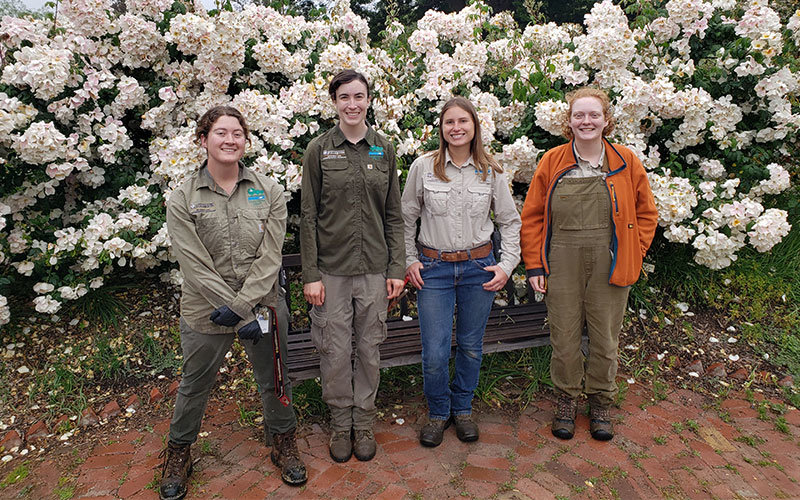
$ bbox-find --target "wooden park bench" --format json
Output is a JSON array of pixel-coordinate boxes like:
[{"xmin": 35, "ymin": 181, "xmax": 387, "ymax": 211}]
[{"xmin": 280, "ymin": 254, "xmax": 550, "ymax": 381}]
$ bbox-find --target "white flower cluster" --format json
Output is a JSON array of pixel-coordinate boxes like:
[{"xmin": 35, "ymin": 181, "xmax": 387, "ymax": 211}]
[{"xmin": 1, "ymin": 45, "xmax": 73, "ymax": 100}]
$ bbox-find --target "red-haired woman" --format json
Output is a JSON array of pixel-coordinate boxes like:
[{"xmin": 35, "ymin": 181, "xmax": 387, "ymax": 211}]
[
  {"xmin": 402, "ymin": 97, "xmax": 521, "ymax": 447},
  {"xmin": 520, "ymin": 88, "xmax": 658, "ymax": 441}
]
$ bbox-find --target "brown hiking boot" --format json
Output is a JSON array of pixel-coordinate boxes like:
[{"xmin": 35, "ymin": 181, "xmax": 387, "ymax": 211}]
[
  {"xmin": 589, "ymin": 405, "xmax": 614, "ymax": 441},
  {"xmin": 552, "ymin": 394, "xmax": 577, "ymax": 440},
  {"xmin": 353, "ymin": 428, "xmax": 376, "ymax": 461},
  {"xmin": 329, "ymin": 429, "xmax": 352, "ymax": 462},
  {"xmin": 419, "ymin": 418, "xmax": 450, "ymax": 447},
  {"xmin": 270, "ymin": 428, "xmax": 308, "ymax": 486},
  {"xmin": 159, "ymin": 441, "xmax": 192, "ymax": 500},
  {"xmin": 453, "ymin": 414, "xmax": 479, "ymax": 442}
]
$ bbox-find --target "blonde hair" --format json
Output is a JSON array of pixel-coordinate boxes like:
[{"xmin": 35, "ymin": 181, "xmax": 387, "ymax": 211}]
[
  {"xmin": 560, "ymin": 87, "xmax": 616, "ymax": 140},
  {"xmin": 432, "ymin": 97, "xmax": 502, "ymax": 182}
]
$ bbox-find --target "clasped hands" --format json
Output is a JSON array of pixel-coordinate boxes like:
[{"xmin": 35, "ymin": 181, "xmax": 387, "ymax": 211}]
[{"xmin": 209, "ymin": 305, "xmax": 264, "ymax": 345}]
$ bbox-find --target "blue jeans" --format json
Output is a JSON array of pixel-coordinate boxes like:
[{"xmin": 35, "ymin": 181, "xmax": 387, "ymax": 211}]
[{"xmin": 417, "ymin": 252, "xmax": 496, "ymax": 420}]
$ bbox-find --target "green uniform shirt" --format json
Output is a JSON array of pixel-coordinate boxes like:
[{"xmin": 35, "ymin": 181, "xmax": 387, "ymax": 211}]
[
  {"xmin": 166, "ymin": 164, "xmax": 286, "ymax": 334},
  {"xmin": 300, "ymin": 125, "xmax": 405, "ymax": 283}
]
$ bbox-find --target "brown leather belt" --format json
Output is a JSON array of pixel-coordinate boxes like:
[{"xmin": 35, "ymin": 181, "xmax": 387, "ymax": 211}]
[{"xmin": 420, "ymin": 242, "xmax": 492, "ymax": 262}]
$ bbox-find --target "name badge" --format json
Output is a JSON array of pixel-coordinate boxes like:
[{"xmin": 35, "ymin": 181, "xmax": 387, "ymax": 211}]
[
  {"xmin": 189, "ymin": 202, "xmax": 215, "ymax": 214},
  {"xmin": 368, "ymin": 145, "xmax": 384, "ymax": 158},
  {"xmin": 322, "ymin": 149, "xmax": 347, "ymax": 160}
]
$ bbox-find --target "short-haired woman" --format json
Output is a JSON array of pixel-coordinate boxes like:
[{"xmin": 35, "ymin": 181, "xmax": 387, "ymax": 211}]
[
  {"xmin": 402, "ymin": 96, "xmax": 521, "ymax": 447},
  {"xmin": 520, "ymin": 88, "xmax": 658, "ymax": 441},
  {"xmin": 162, "ymin": 106, "xmax": 306, "ymax": 500}
]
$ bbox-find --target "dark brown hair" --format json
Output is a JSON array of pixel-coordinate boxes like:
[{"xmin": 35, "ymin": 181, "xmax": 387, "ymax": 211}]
[
  {"xmin": 328, "ymin": 69, "xmax": 370, "ymax": 101},
  {"xmin": 560, "ymin": 87, "xmax": 615, "ymax": 140},
  {"xmin": 432, "ymin": 96, "xmax": 502, "ymax": 182},
  {"xmin": 195, "ymin": 106, "xmax": 250, "ymax": 145}
]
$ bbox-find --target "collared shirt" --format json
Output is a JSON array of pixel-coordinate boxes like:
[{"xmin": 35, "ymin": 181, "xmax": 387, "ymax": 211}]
[
  {"xmin": 564, "ymin": 142, "xmax": 607, "ymax": 178},
  {"xmin": 166, "ymin": 163, "xmax": 286, "ymax": 333},
  {"xmin": 401, "ymin": 151, "xmax": 522, "ymax": 278},
  {"xmin": 300, "ymin": 125, "xmax": 405, "ymax": 283}
]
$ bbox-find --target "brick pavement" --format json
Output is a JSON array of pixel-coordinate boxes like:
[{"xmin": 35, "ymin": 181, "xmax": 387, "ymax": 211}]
[{"xmin": 5, "ymin": 382, "xmax": 800, "ymax": 499}]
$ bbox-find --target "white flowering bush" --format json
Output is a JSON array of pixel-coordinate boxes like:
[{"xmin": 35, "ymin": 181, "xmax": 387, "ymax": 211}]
[{"xmin": 0, "ymin": 0, "xmax": 797, "ymax": 324}]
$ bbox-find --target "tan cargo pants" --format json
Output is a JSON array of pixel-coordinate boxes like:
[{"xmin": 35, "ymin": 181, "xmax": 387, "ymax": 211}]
[
  {"xmin": 309, "ymin": 272, "xmax": 388, "ymax": 431},
  {"xmin": 545, "ymin": 176, "xmax": 629, "ymax": 407}
]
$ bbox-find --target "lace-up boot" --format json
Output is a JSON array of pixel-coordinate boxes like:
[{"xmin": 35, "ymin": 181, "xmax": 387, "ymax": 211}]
[
  {"xmin": 159, "ymin": 442, "xmax": 192, "ymax": 500},
  {"xmin": 270, "ymin": 428, "xmax": 308, "ymax": 486},
  {"xmin": 552, "ymin": 394, "xmax": 577, "ymax": 440},
  {"xmin": 589, "ymin": 405, "xmax": 614, "ymax": 441}
]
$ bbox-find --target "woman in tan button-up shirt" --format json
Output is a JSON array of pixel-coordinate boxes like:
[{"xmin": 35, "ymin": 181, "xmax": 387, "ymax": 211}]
[{"xmin": 402, "ymin": 97, "xmax": 521, "ymax": 448}]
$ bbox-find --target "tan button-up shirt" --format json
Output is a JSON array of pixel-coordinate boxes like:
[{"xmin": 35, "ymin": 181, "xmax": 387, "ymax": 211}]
[
  {"xmin": 401, "ymin": 151, "xmax": 522, "ymax": 278},
  {"xmin": 563, "ymin": 142, "xmax": 607, "ymax": 178},
  {"xmin": 166, "ymin": 164, "xmax": 286, "ymax": 333},
  {"xmin": 300, "ymin": 125, "xmax": 405, "ymax": 283}
]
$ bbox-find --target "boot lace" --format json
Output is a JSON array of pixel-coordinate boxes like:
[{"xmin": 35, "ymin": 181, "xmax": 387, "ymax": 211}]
[
  {"xmin": 556, "ymin": 395, "xmax": 576, "ymax": 420},
  {"xmin": 160, "ymin": 444, "xmax": 188, "ymax": 478}
]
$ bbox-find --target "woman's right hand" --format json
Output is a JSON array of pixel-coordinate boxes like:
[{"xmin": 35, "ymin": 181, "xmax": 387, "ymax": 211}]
[
  {"xmin": 528, "ymin": 276, "xmax": 547, "ymax": 293},
  {"xmin": 303, "ymin": 281, "xmax": 325, "ymax": 306},
  {"xmin": 406, "ymin": 262, "xmax": 425, "ymax": 290}
]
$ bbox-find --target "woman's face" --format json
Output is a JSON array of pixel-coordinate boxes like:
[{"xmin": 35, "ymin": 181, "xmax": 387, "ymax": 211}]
[
  {"xmin": 441, "ymin": 105, "xmax": 475, "ymax": 149},
  {"xmin": 334, "ymin": 79, "xmax": 370, "ymax": 128},
  {"xmin": 201, "ymin": 115, "xmax": 246, "ymax": 166},
  {"xmin": 569, "ymin": 97, "xmax": 608, "ymax": 143}
]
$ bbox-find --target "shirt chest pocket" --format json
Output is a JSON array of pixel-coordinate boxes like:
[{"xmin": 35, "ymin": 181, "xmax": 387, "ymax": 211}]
[
  {"xmin": 194, "ymin": 214, "xmax": 225, "ymax": 255},
  {"xmin": 467, "ymin": 185, "xmax": 492, "ymax": 217},
  {"xmin": 365, "ymin": 159, "xmax": 389, "ymax": 192},
  {"xmin": 237, "ymin": 209, "xmax": 271, "ymax": 255},
  {"xmin": 321, "ymin": 160, "xmax": 350, "ymax": 191},
  {"xmin": 423, "ymin": 184, "xmax": 451, "ymax": 217}
]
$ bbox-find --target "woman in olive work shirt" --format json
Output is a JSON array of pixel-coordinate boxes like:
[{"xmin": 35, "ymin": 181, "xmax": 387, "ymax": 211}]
[
  {"xmin": 162, "ymin": 106, "xmax": 306, "ymax": 500},
  {"xmin": 300, "ymin": 70, "xmax": 405, "ymax": 464},
  {"xmin": 402, "ymin": 96, "xmax": 521, "ymax": 448}
]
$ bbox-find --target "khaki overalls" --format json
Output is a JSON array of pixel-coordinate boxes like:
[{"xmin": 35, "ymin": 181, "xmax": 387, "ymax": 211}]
[{"xmin": 545, "ymin": 171, "xmax": 629, "ymax": 408}]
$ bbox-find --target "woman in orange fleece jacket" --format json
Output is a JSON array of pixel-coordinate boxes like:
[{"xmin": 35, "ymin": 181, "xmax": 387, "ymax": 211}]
[{"xmin": 520, "ymin": 87, "xmax": 658, "ymax": 442}]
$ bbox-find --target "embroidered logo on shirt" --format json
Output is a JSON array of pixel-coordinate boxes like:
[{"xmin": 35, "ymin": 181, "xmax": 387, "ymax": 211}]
[
  {"xmin": 189, "ymin": 202, "xmax": 215, "ymax": 214},
  {"xmin": 247, "ymin": 188, "xmax": 266, "ymax": 202},
  {"xmin": 368, "ymin": 145, "xmax": 384, "ymax": 157},
  {"xmin": 322, "ymin": 149, "xmax": 347, "ymax": 160}
]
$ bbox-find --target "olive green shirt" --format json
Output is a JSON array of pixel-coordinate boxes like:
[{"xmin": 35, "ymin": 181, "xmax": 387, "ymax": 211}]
[
  {"xmin": 300, "ymin": 125, "xmax": 405, "ymax": 283},
  {"xmin": 166, "ymin": 164, "xmax": 286, "ymax": 333}
]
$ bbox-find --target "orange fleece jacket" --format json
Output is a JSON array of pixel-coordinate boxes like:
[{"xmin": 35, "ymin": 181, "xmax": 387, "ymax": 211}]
[{"xmin": 520, "ymin": 139, "xmax": 659, "ymax": 287}]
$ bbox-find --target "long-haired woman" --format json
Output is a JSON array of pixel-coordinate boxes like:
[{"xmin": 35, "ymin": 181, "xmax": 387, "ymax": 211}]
[{"xmin": 402, "ymin": 96, "xmax": 521, "ymax": 447}]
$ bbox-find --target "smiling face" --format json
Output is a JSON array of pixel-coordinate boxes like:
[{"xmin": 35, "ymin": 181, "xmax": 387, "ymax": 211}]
[
  {"xmin": 569, "ymin": 97, "xmax": 608, "ymax": 144},
  {"xmin": 201, "ymin": 115, "xmax": 246, "ymax": 167},
  {"xmin": 441, "ymin": 105, "xmax": 475, "ymax": 151},
  {"xmin": 333, "ymin": 79, "xmax": 370, "ymax": 130}
]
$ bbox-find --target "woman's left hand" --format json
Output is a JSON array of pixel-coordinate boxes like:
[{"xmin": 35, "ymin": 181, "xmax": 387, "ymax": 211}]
[{"xmin": 482, "ymin": 266, "xmax": 508, "ymax": 291}]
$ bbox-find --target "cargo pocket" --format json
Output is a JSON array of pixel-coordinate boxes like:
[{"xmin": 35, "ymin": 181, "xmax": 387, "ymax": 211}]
[
  {"xmin": 376, "ymin": 309, "xmax": 388, "ymax": 344},
  {"xmin": 309, "ymin": 307, "xmax": 330, "ymax": 355}
]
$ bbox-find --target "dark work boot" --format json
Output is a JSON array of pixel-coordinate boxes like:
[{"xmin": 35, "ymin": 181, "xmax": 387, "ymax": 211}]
[
  {"xmin": 419, "ymin": 418, "xmax": 450, "ymax": 447},
  {"xmin": 552, "ymin": 394, "xmax": 577, "ymax": 440},
  {"xmin": 589, "ymin": 405, "xmax": 614, "ymax": 441},
  {"xmin": 353, "ymin": 428, "xmax": 376, "ymax": 461},
  {"xmin": 270, "ymin": 428, "xmax": 308, "ymax": 486},
  {"xmin": 453, "ymin": 414, "xmax": 479, "ymax": 442},
  {"xmin": 159, "ymin": 441, "xmax": 192, "ymax": 500}
]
